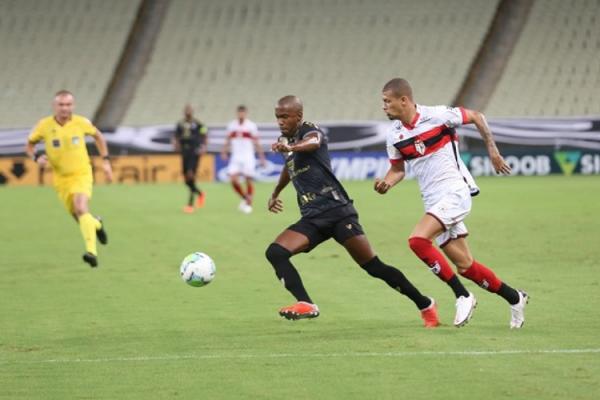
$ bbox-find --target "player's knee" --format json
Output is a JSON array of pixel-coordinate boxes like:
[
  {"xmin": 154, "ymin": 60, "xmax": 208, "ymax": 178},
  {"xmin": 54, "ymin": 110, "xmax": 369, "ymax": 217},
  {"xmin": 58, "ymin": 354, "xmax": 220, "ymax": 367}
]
[
  {"xmin": 73, "ymin": 203, "xmax": 87, "ymax": 217},
  {"xmin": 265, "ymin": 243, "xmax": 291, "ymax": 264},
  {"xmin": 408, "ymin": 236, "xmax": 431, "ymax": 254},
  {"xmin": 455, "ymin": 259, "xmax": 474, "ymax": 274}
]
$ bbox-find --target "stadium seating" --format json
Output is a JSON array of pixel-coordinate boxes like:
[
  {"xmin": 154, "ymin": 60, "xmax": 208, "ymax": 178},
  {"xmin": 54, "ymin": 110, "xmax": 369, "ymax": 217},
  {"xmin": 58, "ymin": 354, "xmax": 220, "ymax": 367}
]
[
  {"xmin": 123, "ymin": 0, "xmax": 499, "ymax": 125},
  {"xmin": 485, "ymin": 0, "xmax": 600, "ymax": 117},
  {"xmin": 0, "ymin": 0, "xmax": 139, "ymax": 128}
]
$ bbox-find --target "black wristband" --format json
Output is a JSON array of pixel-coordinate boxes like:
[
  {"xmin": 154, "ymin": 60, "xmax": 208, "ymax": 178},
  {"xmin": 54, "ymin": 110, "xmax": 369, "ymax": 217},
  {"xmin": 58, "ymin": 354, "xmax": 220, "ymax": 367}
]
[
  {"xmin": 32, "ymin": 153, "xmax": 40, "ymax": 162},
  {"xmin": 102, "ymin": 155, "xmax": 110, "ymax": 161}
]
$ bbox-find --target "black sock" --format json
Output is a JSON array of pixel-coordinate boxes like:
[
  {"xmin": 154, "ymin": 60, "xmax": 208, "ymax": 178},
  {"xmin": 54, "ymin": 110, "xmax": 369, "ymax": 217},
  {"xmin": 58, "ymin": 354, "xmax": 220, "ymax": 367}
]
[
  {"xmin": 265, "ymin": 243, "xmax": 312, "ymax": 303},
  {"xmin": 497, "ymin": 283, "xmax": 520, "ymax": 305},
  {"xmin": 185, "ymin": 179, "xmax": 200, "ymax": 206},
  {"xmin": 447, "ymin": 275, "xmax": 470, "ymax": 298},
  {"xmin": 361, "ymin": 256, "xmax": 432, "ymax": 310}
]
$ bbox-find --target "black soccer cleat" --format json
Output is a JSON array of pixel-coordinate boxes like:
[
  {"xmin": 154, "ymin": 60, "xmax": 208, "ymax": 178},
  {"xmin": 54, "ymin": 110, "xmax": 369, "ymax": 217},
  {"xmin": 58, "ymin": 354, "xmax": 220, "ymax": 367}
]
[
  {"xmin": 95, "ymin": 216, "xmax": 108, "ymax": 245},
  {"xmin": 82, "ymin": 252, "xmax": 98, "ymax": 268}
]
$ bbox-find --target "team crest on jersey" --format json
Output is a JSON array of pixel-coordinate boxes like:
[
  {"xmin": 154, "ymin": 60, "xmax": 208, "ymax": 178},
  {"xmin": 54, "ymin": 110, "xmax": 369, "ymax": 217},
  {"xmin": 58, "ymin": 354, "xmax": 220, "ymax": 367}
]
[
  {"xmin": 414, "ymin": 139, "xmax": 426, "ymax": 155},
  {"xmin": 52, "ymin": 139, "xmax": 61, "ymax": 148}
]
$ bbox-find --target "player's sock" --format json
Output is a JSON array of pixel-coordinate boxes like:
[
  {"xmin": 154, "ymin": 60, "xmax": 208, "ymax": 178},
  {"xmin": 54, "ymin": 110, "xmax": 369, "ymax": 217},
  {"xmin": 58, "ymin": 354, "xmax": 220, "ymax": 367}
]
[
  {"xmin": 361, "ymin": 256, "xmax": 431, "ymax": 310},
  {"xmin": 265, "ymin": 243, "xmax": 313, "ymax": 303},
  {"xmin": 246, "ymin": 181, "xmax": 254, "ymax": 204},
  {"xmin": 79, "ymin": 213, "xmax": 99, "ymax": 256},
  {"xmin": 408, "ymin": 236, "xmax": 469, "ymax": 298},
  {"xmin": 460, "ymin": 260, "xmax": 520, "ymax": 305},
  {"xmin": 231, "ymin": 181, "xmax": 246, "ymax": 199},
  {"xmin": 185, "ymin": 179, "xmax": 197, "ymax": 206}
]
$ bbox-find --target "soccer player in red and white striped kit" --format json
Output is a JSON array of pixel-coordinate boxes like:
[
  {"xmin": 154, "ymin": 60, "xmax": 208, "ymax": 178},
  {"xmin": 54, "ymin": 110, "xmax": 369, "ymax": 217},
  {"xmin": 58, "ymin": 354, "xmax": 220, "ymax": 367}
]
[{"xmin": 375, "ymin": 78, "xmax": 528, "ymax": 329}]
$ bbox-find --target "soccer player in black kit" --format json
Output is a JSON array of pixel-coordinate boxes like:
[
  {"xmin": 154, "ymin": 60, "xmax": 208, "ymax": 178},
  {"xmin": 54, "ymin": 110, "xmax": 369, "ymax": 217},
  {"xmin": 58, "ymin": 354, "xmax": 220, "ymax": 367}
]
[
  {"xmin": 266, "ymin": 95, "xmax": 440, "ymax": 327},
  {"xmin": 174, "ymin": 105, "xmax": 207, "ymax": 213}
]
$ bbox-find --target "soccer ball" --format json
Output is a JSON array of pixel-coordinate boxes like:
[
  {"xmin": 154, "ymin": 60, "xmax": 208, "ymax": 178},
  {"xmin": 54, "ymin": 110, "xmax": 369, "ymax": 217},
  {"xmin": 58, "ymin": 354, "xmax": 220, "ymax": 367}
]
[{"xmin": 180, "ymin": 252, "xmax": 216, "ymax": 287}]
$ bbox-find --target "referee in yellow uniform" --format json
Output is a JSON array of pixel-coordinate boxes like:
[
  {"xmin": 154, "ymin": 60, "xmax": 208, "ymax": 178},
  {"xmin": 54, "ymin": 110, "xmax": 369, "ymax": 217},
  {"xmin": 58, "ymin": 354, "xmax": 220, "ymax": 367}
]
[{"xmin": 25, "ymin": 90, "xmax": 113, "ymax": 267}]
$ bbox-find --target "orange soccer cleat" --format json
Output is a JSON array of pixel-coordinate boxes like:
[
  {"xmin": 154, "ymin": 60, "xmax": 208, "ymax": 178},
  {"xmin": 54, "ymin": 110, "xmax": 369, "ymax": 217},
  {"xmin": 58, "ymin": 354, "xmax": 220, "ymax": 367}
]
[
  {"xmin": 420, "ymin": 298, "xmax": 440, "ymax": 328},
  {"xmin": 183, "ymin": 205, "xmax": 195, "ymax": 214},
  {"xmin": 196, "ymin": 192, "xmax": 206, "ymax": 208},
  {"xmin": 279, "ymin": 301, "xmax": 320, "ymax": 320}
]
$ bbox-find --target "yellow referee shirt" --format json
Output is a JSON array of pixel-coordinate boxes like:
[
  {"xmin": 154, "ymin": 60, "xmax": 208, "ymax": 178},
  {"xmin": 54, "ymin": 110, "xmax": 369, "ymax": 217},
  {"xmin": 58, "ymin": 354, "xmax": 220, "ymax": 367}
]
[{"xmin": 28, "ymin": 115, "xmax": 97, "ymax": 176}]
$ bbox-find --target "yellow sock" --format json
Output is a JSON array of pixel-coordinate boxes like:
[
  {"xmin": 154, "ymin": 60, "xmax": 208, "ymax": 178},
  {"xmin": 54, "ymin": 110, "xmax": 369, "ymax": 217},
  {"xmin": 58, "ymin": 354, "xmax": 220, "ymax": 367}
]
[{"xmin": 79, "ymin": 213, "xmax": 99, "ymax": 255}]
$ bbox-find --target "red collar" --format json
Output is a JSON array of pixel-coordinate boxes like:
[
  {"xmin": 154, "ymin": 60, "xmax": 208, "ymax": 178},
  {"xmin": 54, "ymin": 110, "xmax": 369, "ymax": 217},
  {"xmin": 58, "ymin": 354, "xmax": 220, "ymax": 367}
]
[{"xmin": 402, "ymin": 112, "xmax": 420, "ymax": 130}]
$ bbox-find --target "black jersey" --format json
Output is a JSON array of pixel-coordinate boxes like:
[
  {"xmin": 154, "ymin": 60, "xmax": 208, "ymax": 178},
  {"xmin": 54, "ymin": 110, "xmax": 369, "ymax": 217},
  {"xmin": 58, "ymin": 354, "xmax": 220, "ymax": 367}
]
[
  {"xmin": 175, "ymin": 118, "xmax": 207, "ymax": 153},
  {"xmin": 284, "ymin": 121, "xmax": 351, "ymax": 218}
]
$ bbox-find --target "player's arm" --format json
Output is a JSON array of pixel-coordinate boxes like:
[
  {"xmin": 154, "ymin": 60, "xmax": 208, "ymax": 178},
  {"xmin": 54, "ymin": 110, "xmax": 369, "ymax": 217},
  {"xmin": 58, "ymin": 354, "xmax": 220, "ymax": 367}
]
[
  {"xmin": 173, "ymin": 125, "xmax": 181, "ymax": 152},
  {"xmin": 25, "ymin": 140, "xmax": 48, "ymax": 167},
  {"xmin": 221, "ymin": 135, "xmax": 230, "ymax": 160},
  {"xmin": 25, "ymin": 123, "xmax": 48, "ymax": 166},
  {"xmin": 199, "ymin": 126, "xmax": 208, "ymax": 155},
  {"xmin": 272, "ymin": 132, "xmax": 321, "ymax": 153},
  {"xmin": 253, "ymin": 136, "xmax": 267, "ymax": 166},
  {"xmin": 374, "ymin": 160, "xmax": 405, "ymax": 194},
  {"xmin": 463, "ymin": 109, "xmax": 511, "ymax": 175},
  {"xmin": 268, "ymin": 167, "xmax": 290, "ymax": 213},
  {"xmin": 92, "ymin": 129, "xmax": 113, "ymax": 183}
]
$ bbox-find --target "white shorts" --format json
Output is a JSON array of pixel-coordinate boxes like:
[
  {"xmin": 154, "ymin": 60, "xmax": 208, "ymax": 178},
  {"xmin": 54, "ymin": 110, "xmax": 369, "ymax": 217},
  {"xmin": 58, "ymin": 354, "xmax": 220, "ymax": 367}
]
[
  {"xmin": 425, "ymin": 187, "xmax": 471, "ymax": 247},
  {"xmin": 228, "ymin": 156, "xmax": 256, "ymax": 177}
]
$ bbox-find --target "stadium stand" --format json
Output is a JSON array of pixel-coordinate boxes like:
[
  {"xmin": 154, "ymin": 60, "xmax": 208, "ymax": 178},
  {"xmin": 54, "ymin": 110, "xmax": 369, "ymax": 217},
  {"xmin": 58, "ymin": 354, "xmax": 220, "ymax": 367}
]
[
  {"xmin": 0, "ymin": 0, "xmax": 140, "ymax": 128},
  {"xmin": 123, "ymin": 0, "xmax": 499, "ymax": 125},
  {"xmin": 485, "ymin": 0, "xmax": 600, "ymax": 117}
]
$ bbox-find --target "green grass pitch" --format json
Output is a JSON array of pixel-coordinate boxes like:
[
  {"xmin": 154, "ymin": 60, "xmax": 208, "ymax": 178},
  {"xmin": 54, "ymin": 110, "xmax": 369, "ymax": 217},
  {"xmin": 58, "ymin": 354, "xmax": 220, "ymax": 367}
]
[{"xmin": 1, "ymin": 176, "xmax": 599, "ymax": 399}]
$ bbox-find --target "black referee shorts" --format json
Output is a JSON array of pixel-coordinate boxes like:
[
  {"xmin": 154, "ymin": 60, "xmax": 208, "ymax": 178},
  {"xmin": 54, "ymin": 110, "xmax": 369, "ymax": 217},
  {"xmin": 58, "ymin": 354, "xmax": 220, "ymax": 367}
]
[
  {"xmin": 287, "ymin": 204, "xmax": 365, "ymax": 252},
  {"xmin": 182, "ymin": 153, "xmax": 200, "ymax": 174}
]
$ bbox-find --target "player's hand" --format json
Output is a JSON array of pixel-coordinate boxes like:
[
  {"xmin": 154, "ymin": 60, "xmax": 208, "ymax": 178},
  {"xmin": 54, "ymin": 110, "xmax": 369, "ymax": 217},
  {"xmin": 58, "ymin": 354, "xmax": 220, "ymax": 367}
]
[
  {"xmin": 490, "ymin": 152, "xmax": 511, "ymax": 175},
  {"xmin": 102, "ymin": 159, "xmax": 113, "ymax": 183},
  {"xmin": 260, "ymin": 157, "xmax": 267, "ymax": 168},
  {"xmin": 374, "ymin": 178, "xmax": 392, "ymax": 194},
  {"xmin": 220, "ymin": 152, "xmax": 228, "ymax": 161},
  {"xmin": 268, "ymin": 195, "xmax": 283, "ymax": 213},
  {"xmin": 35, "ymin": 154, "xmax": 48, "ymax": 167},
  {"xmin": 271, "ymin": 142, "xmax": 292, "ymax": 153}
]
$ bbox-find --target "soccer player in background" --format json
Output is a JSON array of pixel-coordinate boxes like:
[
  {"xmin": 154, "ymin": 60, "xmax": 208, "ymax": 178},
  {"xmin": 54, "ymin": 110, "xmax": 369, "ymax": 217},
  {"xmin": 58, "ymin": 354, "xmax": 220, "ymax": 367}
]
[
  {"xmin": 375, "ymin": 78, "xmax": 528, "ymax": 328},
  {"xmin": 221, "ymin": 105, "xmax": 266, "ymax": 214},
  {"xmin": 25, "ymin": 90, "xmax": 112, "ymax": 267},
  {"xmin": 266, "ymin": 95, "xmax": 440, "ymax": 327},
  {"xmin": 173, "ymin": 104, "xmax": 207, "ymax": 213}
]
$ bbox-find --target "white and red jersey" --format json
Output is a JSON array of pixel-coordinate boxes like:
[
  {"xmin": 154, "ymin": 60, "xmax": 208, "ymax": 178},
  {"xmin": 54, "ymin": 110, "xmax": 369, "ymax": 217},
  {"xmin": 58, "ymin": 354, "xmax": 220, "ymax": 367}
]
[
  {"xmin": 227, "ymin": 118, "xmax": 258, "ymax": 160},
  {"xmin": 386, "ymin": 104, "xmax": 478, "ymax": 205}
]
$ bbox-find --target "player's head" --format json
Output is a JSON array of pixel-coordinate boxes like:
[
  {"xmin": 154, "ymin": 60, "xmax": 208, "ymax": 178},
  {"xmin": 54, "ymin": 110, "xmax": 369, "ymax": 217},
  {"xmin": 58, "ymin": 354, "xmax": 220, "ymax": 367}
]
[
  {"xmin": 275, "ymin": 95, "xmax": 303, "ymax": 137},
  {"xmin": 53, "ymin": 90, "xmax": 74, "ymax": 120},
  {"xmin": 236, "ymin": 105, "xmax": 247, "ymax": 121},
  {"xmin": 381, "ymin": 78, "xmax": 414, "ymax": 120},
  {"xmin": 184, "ymin": 104, "xmax": 194, "ymax": 120}
]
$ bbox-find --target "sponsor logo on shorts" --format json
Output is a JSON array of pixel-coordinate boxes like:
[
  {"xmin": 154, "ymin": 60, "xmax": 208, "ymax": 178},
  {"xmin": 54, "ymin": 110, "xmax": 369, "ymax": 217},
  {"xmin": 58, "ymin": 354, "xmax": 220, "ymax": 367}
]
[{"xmin": 346, "ymin": 224, "xmax": 352, "ymax": 229}]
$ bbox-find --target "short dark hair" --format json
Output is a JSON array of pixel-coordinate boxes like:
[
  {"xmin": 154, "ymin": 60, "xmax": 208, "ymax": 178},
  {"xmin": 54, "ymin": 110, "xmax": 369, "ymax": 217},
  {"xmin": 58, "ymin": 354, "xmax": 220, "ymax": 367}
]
[
  {"xmin": 237, "ymin": 105, "xmax": 247, "ymax": 112},
  {"xmin": 382, "ymin": 78, "xmax": 413, "ymax": 100}
]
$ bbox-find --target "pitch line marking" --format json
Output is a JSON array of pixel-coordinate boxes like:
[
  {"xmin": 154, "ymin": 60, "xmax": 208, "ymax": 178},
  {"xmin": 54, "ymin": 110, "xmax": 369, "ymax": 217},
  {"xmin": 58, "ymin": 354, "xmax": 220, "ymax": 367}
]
[{"xmin": 1, "ymin": 348, "xmax": 599, "ymax": 365}]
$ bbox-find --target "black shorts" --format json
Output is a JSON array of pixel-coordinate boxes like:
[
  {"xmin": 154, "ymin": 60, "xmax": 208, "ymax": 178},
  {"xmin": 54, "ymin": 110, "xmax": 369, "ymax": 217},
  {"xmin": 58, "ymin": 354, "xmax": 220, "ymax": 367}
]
[
  {"xmin": 182, "ymin": 153, "xmax": 200, "ymax": 174},
  {"xmin": 287, "ymin": 204, "xmax": 365, "ymax": 252}
]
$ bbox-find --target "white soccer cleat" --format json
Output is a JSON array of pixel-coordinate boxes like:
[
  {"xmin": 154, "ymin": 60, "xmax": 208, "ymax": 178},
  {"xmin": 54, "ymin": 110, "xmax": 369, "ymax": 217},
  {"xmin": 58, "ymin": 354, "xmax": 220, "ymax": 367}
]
[
  {"xmin": 454, "ymin": 292, "xmax": 477, "ymax": 327},
  {"xmin": 510, "ymin": 290, "xmax": 529, "ymax": 329},
  {"xmin": 238, "ymin": 200, "xmax": 252, "ymax": 214}
]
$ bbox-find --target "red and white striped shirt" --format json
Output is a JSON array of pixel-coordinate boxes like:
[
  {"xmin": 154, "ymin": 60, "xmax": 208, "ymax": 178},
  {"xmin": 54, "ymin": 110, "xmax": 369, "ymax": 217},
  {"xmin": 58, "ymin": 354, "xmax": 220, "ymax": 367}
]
[
  {"xmin": 386, "ymin": 104, "xmax": 476, "ymax": 204},
  {"xmin": 227, "ymin": 118, "xmax": 258, "ymax": 160}
]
